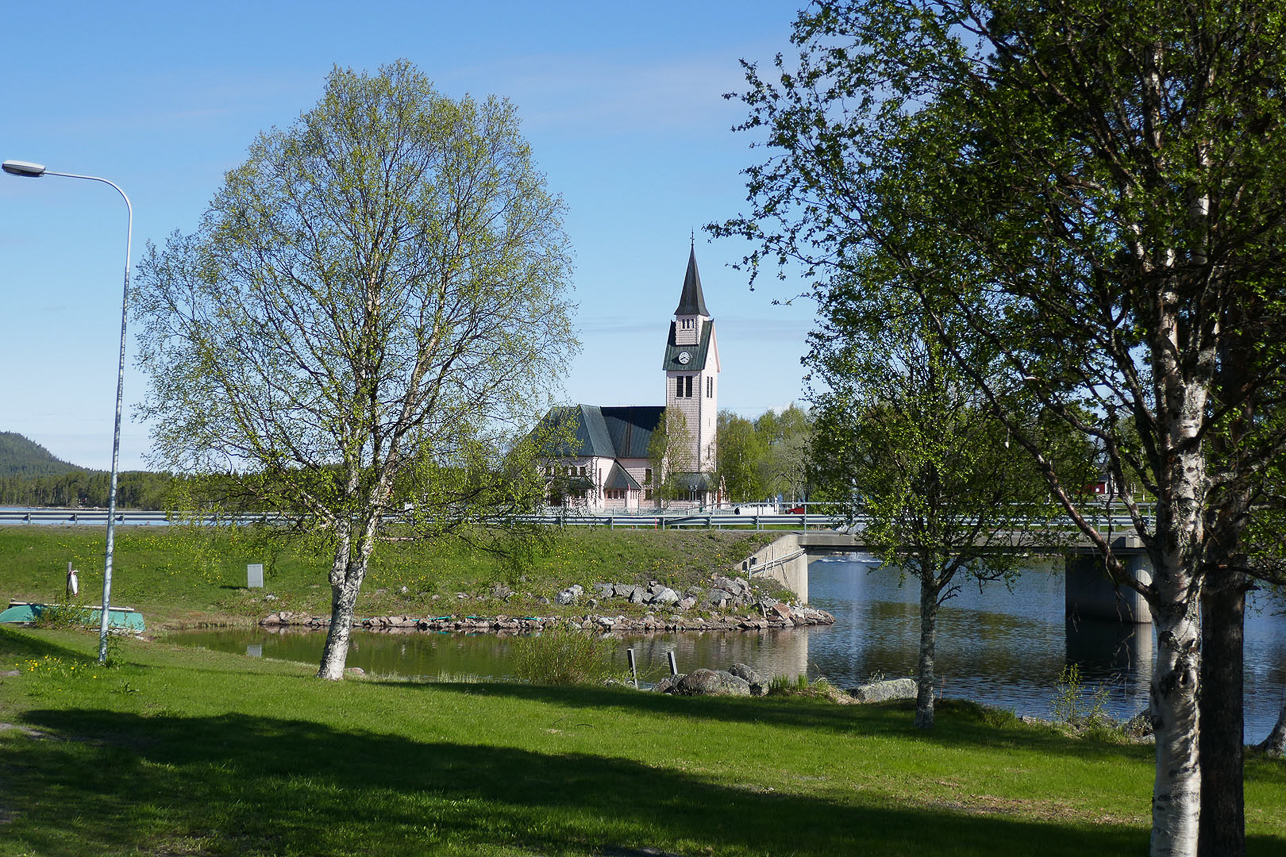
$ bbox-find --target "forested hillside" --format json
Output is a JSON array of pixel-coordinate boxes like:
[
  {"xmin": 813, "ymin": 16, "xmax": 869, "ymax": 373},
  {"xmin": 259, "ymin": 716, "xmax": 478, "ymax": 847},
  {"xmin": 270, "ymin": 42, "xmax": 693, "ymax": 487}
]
[
  {"xmin": 0, "ymin": 431, "xmax": 80, "ymax": 477},
  {"xmin": 0, "ymin": 431, "xmax": 176, "ymax": 509}
]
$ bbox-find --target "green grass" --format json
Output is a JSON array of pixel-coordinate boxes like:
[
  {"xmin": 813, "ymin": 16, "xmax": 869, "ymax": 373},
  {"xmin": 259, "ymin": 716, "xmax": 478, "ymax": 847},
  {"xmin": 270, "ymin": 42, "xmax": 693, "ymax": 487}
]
[
  {"xmin": 2, "ymin": 626, "xmax": 1284, "ymax": 856},
  {"xmin": 0, "ymin": 525, "xmax": 778, "ymax": 630}
]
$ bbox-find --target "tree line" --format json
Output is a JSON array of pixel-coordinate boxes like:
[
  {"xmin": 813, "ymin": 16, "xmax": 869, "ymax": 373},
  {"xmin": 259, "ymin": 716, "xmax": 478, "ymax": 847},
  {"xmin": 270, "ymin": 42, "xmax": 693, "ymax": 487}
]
[{"xmin": 0, "ymin": 470, "xmax": 180, "ymax": 510}]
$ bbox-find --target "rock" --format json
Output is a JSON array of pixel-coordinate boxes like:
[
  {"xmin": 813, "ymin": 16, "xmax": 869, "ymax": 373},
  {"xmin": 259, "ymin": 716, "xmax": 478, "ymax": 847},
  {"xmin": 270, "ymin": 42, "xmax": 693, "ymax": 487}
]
[
  {"xmin": 673, "ymin": 668, "xmax": 752, "ymax": 697},
  {"xmin": 490, "ymin": 583, "xmax": 513, "ymax": 599},
  {"xmin": 676, "ymin": 596, "xmax": 697, "ymax": 611},
  {"xmin": 594, "ymin": 583, "xmax": 615, "ymax": 598},
  {"xmin": 650, "ymin": 587, "xmax": 680, "ymax": 605},
  {"xmin": 399, "ymin": 585, "xmax": 410, "ymax": 595},
  {"xmin": 706, "ymin": 588, "xmax": 733, "ymax": 605},
  {"xmin": 613, "ymin": 583, "xmax": 634, "ymax": 598},
  {"xmin": 729, "ymin": 663, "xmax": 768, "ymax": 696},
  {"xmin": 597, "ymin": 616, "xmax": 616, "ymax": 629},
  {"xmin": 346, "ymin": 667, "xmax": 365, "ymax": 676},
  {"xmin": 852, "ymin": 677, "xmax": 917, "ymax": 703},
  {"xmin": 554, "ymin": 584, "xmax": 583, "ymax": 605},
  {"xmin": 628, "ymin": 587, "xmax": 646, "ymax": 604},
  {"xmin": 654, "ymin": 674, "xmax": 685, "ymax": 693}
]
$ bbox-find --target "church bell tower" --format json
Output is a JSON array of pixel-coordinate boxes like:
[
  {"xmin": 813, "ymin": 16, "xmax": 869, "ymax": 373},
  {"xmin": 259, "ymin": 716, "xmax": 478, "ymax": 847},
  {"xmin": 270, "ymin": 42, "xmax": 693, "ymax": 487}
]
[{"xmin": 662, "ymin": 243, "xmax": 720, "ymax": 476}]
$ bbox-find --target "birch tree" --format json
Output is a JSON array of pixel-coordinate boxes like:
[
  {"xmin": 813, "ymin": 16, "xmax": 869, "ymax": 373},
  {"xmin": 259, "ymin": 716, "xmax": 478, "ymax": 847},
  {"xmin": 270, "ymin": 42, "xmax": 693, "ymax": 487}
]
[
  {"xmin": 133, "ymin": 61, "xmax": 576, "ymax": 680},
  {"xmin": 809, "ymin": 283, "xmax": 1069, "ymax": 729},
  {"xmin": 714, "ymin": 2, "xmax": 1286, "ymax": 853}
]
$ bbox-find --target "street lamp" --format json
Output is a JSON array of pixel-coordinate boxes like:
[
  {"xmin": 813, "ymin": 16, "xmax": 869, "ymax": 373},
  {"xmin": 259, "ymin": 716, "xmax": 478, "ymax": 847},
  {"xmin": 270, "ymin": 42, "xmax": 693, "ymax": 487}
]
[{"xmin": 3, "ymin": 159, "xmax": 133, "ymax": 664}]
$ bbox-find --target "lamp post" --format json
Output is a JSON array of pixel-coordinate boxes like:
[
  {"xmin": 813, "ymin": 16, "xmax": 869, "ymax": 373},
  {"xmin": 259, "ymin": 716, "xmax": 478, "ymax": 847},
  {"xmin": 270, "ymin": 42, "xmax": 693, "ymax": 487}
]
[{"xmin": 3, "ymin": 159, "xmax": 132, "ymax": 664}]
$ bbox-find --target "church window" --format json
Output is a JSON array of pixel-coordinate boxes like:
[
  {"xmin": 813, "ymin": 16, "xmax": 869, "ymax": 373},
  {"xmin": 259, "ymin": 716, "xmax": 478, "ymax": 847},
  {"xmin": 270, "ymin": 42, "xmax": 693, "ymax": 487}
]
[
  {"xmin": 685, "ymin": 375, "xmax": 693, "ymax": 397},
  {"xmin": 645, "ymin": 468, "xmax": 653, "ymax": 484},
  {"xmin": 706, "ymin": 376, "xmax": 713, "ymax": 397}
]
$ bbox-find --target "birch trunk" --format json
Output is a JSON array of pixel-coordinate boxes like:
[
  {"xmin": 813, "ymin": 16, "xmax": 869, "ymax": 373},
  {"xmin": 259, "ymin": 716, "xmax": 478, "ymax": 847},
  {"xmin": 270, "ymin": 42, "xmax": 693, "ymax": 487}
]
[
  {"xmin": 914, "ymin": 575, "xmax": 939, "ymax": 730},
  {"xmin": 1148, "ymin": 399, "xmax": 1206, "ymax": 857},
  {"xmin": 318, "ymin": 565, "xmax": 364, "ymax": 680}
]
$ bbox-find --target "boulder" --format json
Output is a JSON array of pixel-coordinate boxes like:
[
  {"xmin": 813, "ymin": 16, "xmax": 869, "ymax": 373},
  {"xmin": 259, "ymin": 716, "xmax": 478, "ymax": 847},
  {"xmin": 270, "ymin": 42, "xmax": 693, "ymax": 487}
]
[
  {"xmin": 628, "ymin": 587, "xmax": 646, "ymax": 604},
  {"xmin": 728, "ymin": 663, "xmax": 768, "ymax": 696},
  {"xmin": 554, "ymin": 584, "xmax": 583, "ymax": 605},
  {"xmin": 650, "ymin": 587, "xmax": 680, "ymax": 606},
  {"xmin": 852, "ymin": 677, "xmax": 917, "ymax": 703},
  {"xmin": 593, "ymin": 583, "xmax": 615, "ymax": 598},
  {"xmin": 653, "ymin": 674, "xmax": 685, "ymax": 694},
  {"xmin": 613, "ymin": 583, "xmax": 635, "ymax": 598},
  {"xmin": 676, "ymin": 596, "xmax": 697, "ymax": 611},
  {"xmin": 673, "ymin": 668, "xmax": 752, "ymax": 697}
]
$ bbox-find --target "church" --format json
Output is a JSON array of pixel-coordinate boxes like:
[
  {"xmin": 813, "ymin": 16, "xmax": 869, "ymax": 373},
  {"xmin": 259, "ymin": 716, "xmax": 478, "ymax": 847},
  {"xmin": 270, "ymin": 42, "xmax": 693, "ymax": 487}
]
[{"xmin": 537, "ymin": 244, "xmax": 722, "ymax": 512}]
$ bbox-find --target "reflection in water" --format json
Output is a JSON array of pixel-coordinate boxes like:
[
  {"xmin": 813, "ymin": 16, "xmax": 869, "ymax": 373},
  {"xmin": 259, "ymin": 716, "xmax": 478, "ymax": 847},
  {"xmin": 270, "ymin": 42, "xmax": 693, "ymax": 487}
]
[{"xmin": 171, "ymin": 556, "xmax": 1286, "ymax": 740}]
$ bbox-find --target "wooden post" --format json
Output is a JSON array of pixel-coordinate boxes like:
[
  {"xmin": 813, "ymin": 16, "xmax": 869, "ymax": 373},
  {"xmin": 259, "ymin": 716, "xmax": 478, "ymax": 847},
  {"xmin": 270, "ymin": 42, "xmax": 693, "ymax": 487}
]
[
  {"xmin": 667, "ymin": 651, "xmax": 678, "ymax": 676},
  {"xmin": 627, "ymin": 648, "xmax": 638, "ymax": 688}
]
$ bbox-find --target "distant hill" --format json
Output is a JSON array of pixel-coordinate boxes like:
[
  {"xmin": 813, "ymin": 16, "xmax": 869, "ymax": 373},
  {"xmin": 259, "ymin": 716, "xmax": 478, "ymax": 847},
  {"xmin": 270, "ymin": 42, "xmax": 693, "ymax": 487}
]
[{"xmin": 0, "ymin": 432, "xmax": 88, "ymax": 478}]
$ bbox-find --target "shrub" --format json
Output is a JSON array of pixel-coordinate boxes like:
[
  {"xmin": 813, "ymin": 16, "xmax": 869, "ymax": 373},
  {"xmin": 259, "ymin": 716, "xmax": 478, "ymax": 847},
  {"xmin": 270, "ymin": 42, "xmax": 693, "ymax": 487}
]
[{"xmin": 512, "ymin": 627, "xmax": 619, "ymax": 686}]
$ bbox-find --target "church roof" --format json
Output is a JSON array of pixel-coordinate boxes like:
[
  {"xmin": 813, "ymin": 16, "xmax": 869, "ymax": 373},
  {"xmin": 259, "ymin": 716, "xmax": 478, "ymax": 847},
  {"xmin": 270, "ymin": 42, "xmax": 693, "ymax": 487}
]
[
  {"xmin": 661, "ymin": 318, "xmax": 715, "ymax": 372},
  {"xmin": 674, "ymin": 245, "xmax": 709, "ymax": 317},
  {"xmin": 535, "ymin": 404, "xmax": 664, "ymax": 460},
  {"xmin": 604, "ymin": 461, "xmax": 642, "ymax": 490}
]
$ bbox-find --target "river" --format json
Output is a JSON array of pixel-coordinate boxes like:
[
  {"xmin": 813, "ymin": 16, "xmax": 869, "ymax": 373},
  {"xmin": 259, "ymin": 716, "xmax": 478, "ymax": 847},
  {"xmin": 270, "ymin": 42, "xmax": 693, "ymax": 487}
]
[{"xmin": 171, "ymin": 556, "xmax": 1286, "ymax": 740}]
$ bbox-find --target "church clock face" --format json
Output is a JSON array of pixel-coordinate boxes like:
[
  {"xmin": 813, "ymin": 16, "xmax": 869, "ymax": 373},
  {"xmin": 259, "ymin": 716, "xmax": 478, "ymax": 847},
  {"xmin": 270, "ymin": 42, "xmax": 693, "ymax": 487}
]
[{"xmin": 678, "ymin": 351, "xmax": 691, "ymax": 365}]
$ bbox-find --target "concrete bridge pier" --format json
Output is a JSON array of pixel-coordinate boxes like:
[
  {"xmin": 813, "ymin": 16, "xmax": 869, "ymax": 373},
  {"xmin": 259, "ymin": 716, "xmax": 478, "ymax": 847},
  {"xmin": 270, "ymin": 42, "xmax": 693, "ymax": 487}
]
[
  {"xmin": 1065, "ymin": 550, "xmax": 1153, "ymax": 624},
  {"xmin": 740, "ymin": 534, "xmax": 810, "ymax": 604}
]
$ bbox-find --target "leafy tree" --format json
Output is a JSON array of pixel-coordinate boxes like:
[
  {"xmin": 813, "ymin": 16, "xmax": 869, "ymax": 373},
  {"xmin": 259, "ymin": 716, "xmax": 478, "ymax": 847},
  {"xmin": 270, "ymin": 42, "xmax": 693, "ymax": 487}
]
[
  {"xmin": 133, "ymin": 61, "xmax": 576, "ymax": 680},
  {"xmin": 809, "ymin": 284, "xmax": 1067, "ymax": 729},
  {"xmin": 715, "ymin": 411, "xmax": 766, "ymax": 502},
  {"xmin": 647, "ymin": 408, "xmax": 696, "ymax": 508},
  {"xmin": 714, "ymin": 2, "xmax": 1286, "ymax": 852},
  {"xmin": 754, "ymin": 404, "xmax": 812, "ymax": 502}
]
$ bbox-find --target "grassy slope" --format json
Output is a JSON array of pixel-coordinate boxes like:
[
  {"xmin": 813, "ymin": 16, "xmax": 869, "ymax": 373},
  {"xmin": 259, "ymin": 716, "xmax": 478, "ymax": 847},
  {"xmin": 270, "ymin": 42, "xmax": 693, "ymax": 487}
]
[
  {"xmin": 0, "ymin": 525, "xmax": 780, "ymax": 629},
  {"xmin": 4, "ymin": 627, "xmax": 1283, "ymax": 856}
]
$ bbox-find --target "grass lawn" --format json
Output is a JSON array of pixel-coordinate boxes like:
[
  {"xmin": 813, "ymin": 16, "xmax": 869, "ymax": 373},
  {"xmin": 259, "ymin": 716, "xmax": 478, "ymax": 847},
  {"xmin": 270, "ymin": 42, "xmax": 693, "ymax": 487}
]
[
  {"xmin": 0, "ymin": 525, "xmax": 779, "ymax": 630},
  {"xmin": 2, "ymin": 626, "xmax": 1285, "ymax": 856}
]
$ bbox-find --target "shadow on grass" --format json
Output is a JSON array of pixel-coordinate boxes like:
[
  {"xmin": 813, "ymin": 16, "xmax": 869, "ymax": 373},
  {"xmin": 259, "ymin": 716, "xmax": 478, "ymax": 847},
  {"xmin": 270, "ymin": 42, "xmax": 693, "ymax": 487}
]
[
  {"xmin": 6, "ymin": 706, "xmax": 1149, "ymax": 857},
  {"xmin": 0, "ymin": 625, "xmax": 99, "ymax": 664},
  {"xmin": 409, "ymin": 678, "xmax": 1154, "ymax": 764}
]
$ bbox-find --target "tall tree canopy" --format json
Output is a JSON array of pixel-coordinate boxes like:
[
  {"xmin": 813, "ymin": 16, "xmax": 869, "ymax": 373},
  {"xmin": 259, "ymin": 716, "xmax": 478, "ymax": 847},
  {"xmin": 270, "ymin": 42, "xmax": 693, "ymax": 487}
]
[
  {"xmin": 134, "ymin": 61, "xmax": 577, "ymax": 680},
  {"xmin": 714, "ymin": 2, "xmax": 1286, "ymax": 854}
]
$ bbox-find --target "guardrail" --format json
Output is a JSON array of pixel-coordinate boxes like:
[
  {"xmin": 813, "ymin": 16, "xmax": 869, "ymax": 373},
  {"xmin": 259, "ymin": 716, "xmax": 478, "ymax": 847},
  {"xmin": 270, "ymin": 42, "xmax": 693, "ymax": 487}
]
[{"xmin": 0, "ymin": 506, "xmax": 1152, "ymax": 534}]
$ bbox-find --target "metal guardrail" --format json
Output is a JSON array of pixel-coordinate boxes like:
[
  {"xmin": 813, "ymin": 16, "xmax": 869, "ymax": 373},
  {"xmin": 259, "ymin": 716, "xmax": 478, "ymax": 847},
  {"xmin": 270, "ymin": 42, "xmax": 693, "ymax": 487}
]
[{"xmin": 0, "ymin": 505, "xmax": 1152, "ymax": 534}]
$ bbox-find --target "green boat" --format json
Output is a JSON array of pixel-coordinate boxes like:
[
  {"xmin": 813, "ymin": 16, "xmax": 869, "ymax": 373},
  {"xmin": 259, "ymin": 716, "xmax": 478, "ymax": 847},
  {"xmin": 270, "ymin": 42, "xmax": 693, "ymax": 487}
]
[{"xmin": 0, "ymin": 601, "xmax": 145, "ymax": 632}]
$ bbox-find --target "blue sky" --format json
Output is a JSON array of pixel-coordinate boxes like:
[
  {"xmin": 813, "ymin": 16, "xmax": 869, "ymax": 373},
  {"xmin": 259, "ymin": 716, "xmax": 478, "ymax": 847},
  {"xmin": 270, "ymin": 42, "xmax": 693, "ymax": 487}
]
[{"xmin": 1, "ymin": 0, "xmax": 816, "ymax": 471}]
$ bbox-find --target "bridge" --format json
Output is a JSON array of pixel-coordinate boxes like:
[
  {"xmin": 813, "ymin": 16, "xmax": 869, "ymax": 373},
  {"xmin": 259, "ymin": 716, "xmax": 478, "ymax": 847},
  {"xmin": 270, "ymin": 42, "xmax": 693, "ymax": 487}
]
[{"xmin": 738, "ymin": 530, "xmax": 1155, "ymax": 625}]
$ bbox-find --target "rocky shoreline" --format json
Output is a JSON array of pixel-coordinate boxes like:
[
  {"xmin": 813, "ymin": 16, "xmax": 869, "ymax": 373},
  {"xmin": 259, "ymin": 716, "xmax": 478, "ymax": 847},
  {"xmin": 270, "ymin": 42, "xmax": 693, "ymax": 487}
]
[{"xmin": 261, "ymin": 573, "xmax": 835, "ymax": 634}]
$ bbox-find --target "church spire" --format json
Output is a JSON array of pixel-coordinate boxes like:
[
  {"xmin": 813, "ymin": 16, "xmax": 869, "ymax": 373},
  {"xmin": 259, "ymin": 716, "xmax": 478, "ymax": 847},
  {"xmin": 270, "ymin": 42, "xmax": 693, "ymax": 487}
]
[{"xmin": 674, "ymin": 243, "xmax": 709, "ymax": 317}]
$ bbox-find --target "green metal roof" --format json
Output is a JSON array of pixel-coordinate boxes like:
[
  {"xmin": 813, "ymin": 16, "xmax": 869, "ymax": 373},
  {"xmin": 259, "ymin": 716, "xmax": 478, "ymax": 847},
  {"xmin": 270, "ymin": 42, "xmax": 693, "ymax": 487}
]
[
  {"xmin": 674, "ymin": 245, "xmax": 710, "ymax": 317},
  {"xmin": 535, "ymin": 405, "xmax": 664, "ymax": 460},
  {"xmin": 661, "ymin": 318, "xmax": 714, "ymax": 372},
  {"xmin": 604, "ymin": 461, "xmax": 642, "ymax": 490}
]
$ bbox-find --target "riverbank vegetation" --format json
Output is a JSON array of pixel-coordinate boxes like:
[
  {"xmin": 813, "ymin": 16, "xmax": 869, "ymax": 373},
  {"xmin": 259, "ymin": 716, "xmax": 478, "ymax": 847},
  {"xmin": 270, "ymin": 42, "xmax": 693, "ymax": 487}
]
[
  {"xmin": 0, "ymin": 525, "xmax": 777, "ymax": 631},
  {"xmin": 1, "ymin": 626, "xmax": 1283, "ymax": 856}
]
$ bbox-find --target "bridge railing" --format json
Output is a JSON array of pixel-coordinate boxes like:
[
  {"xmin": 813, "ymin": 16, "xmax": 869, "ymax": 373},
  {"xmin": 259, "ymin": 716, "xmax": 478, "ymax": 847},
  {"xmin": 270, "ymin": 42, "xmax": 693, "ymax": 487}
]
[{"xmin": 1, "ymin": 502, "xmax": 1154, "ymax": 534}]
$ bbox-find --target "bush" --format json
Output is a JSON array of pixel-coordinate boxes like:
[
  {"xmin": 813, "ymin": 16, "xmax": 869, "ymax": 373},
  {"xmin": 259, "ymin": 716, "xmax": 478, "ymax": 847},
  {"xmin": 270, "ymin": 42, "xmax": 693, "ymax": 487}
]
[{"xmin": 512, "ymin": 627, "xmax": 619, "ymax": 686}]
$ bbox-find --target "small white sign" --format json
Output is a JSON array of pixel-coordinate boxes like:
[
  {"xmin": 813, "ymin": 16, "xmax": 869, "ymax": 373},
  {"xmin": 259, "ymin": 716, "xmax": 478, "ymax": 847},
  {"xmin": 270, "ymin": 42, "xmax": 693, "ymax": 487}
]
[{"xmin": 247, "ymin": 563, "xmax": 264, "ymax": 588}]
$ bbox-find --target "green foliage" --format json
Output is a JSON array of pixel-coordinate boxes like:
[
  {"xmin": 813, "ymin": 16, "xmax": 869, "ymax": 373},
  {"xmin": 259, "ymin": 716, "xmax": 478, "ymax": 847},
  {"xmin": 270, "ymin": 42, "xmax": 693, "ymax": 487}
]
[
  {"xmin": 716, "ymin": 405, "xmax": 813, "ymax": 504},
  {"xmin": 1051, "ymin": 664, "xmax": 1113, "ymax": 728},
  {"xmin": 131, "ymin": 60, "xmax": 578, "ymax": 675},
  {"xmin": 511, "ymin": 626, "xmax": 619, "ymax": 686}
]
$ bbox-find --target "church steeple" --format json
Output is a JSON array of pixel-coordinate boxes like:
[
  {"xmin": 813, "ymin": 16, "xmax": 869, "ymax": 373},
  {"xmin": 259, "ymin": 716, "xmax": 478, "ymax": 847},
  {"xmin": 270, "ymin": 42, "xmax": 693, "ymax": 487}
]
[{"xmin": 674, "ymin": 241, "xmax": 709, "ymax": 317}]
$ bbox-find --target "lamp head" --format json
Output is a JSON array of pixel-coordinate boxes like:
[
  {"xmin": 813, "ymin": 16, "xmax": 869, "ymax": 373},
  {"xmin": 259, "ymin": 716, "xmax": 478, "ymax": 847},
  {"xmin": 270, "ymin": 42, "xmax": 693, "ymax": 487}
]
[{"xmin": 2, "ymin": 160, "xmax": 47, "ymax": 177}]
